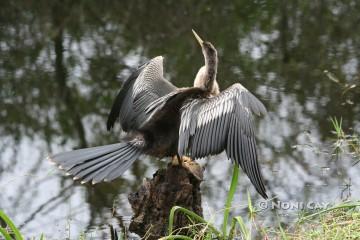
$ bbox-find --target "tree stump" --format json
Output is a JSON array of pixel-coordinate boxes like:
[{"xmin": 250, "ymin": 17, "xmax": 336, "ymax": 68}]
[{"xmin": 128, "ymin": 162, "xmax": 203, "ymax": 239}]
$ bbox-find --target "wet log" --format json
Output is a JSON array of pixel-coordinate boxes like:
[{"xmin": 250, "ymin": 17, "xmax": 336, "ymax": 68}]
[{"xmin": 128, "ymin": 161, "xmax": 203, "ymax": 239}]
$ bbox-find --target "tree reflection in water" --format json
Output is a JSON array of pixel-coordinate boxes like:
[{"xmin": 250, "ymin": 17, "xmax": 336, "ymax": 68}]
[{"xmin": 0, "ymin": 0, "xmax": 359, "ymax": 238}]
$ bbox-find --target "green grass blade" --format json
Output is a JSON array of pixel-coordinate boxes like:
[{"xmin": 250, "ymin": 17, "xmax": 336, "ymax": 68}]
[
  {"xmin": 298, "ymin": 201, "xmax": 360, "ymax": 223},
  {"xmin": 247, "ymin": 190, "xmax": 257, "ymax": 221},
  {"xmin": 0, "ymin": 210, "xmax": 23, "ymax": 240},
  {"xmin": 330, "ymin": 117, "xmax": 344, "ymax": 138},
  {"xmin": 278, "ymin": 223, "xmax": 288, "ymax": 240},
  {"xmin": 159, "ymin": 235, "xmax": 193, "ymax": 240},
  {"xmin": 167, "ymin": 206, "xmax": 221, "ymax": 238},
  {"xmin": 222, "ymin": 166, "xmax": 239, "ymax": 238},
  {"xmin": 0, "ymin": 227, "xmax": 12, "ymax": 240},
  {"xmin": 229, "ymin": 216, "xmax": 250, "ymax": 240}
]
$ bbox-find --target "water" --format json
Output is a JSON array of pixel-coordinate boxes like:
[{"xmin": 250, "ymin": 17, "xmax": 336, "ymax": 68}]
[{"xmin": 1, "ymin": 1, "xmax": 359, "ymax": 238}]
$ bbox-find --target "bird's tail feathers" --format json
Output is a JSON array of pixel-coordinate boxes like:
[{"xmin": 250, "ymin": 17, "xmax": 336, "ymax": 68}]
[{"xmin": 48, "ymin": 142, "xmax": 142, "ymax": 184}]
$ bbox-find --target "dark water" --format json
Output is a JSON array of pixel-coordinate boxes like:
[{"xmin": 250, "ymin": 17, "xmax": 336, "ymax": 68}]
[{"xmin": 1, "ymin": 1, "xmax": 359, "ymax": 238}]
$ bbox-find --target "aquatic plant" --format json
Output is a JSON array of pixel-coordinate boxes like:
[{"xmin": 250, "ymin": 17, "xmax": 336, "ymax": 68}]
[
  {"xmin": 0, "ymin": 210, "xmax": 23, "ymax": 240},
  {"xmin": 330, "ymin": 117, "xmax": 360, "ymax": 164}
]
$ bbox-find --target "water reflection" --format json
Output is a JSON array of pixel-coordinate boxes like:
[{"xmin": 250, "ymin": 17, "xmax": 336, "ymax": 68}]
[{"xmin": 1, "ymin": 0, "xmax": 359, "ymax": 238}]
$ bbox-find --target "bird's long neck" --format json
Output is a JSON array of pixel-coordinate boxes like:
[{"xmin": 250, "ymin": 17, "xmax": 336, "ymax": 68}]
[{"xmin": 203, "ymin": 49, "xmax": 218, "ymax": 92}]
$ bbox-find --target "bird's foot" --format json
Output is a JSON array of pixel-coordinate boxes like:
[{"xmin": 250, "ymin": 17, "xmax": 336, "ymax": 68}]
[
  {"xmin": 172, "ymin": 156, "xmax": 203, "ymax": 181},
  {"xmin": 171, "ymin": 155, "xmax": 181, "ymax": 166}
]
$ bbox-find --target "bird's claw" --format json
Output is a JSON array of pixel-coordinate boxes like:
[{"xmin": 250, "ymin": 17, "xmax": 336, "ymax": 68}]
[{"xmin": 172, "ymin": 156, "xmax": 203, "ymax": 181}]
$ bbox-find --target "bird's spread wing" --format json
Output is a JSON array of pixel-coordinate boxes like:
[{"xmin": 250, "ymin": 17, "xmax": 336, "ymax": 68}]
[
  {"xmin": 107, "ymin": 56, "xmax": 177, "ymax": 132},
  {"xmin": 178, "ymin": 83, "xmax": 267, "ymax": 198}
]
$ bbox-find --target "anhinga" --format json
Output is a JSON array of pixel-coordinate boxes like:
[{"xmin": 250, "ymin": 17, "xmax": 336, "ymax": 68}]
[{"xmin": 50, "ymin": 30, "xmax": 268, "ymax": 199}]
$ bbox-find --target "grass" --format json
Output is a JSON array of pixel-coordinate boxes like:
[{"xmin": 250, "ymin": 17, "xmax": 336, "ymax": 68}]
[
  {"xmin": 222, "ymin": 165, "xmax": 240, "ymax": 237},
  {"xmin": 3, "ymin": 200, "xmax": 360, "ymax": 240},
  {"xmin": 0, "ymin": 210, "xmax": 23, "ymax": 240},
  {"xmin": 268, "ymin": 201, "xmax": 360, "ymax": 239},
  {"xmin": 330, "ymin": 117, "xmax": 360, "ymax": 164}
]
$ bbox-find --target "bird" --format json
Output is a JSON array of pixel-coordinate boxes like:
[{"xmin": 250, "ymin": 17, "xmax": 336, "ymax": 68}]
[{"xmin": 49, "ymin": 30, "xmax": 268, "ymax": 199}]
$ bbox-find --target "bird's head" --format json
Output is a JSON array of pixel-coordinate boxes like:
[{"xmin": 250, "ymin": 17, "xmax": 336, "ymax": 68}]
[
  {"xmin": 192, "ymin": 29, "xmax": 217, "ymax": 60},
  {"xmin": 192, "ymin": 30, "xmax": 219, "ymax": 95}
]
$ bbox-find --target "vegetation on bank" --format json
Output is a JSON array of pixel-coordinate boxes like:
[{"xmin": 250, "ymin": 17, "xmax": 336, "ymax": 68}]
[
  {"xmin": 160, "ymin": 200, "xmax": 360, "ymax": 240},
  {"xmin": 1, "ymin": 118, "xmax": 359, "ymax": 239},
  {"xmin": 2, "ymin": 200, "xmax": 360, "ymax": 239}
]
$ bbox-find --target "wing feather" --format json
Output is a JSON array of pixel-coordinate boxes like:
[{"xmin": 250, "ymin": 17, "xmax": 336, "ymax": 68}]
[
  {"xmin": 178, "ymin": 83, "xmax": 268, "ymax": 198},
  {"xmin": 107, "ymin": 56, "xmax": 177, "ymax": 132}
]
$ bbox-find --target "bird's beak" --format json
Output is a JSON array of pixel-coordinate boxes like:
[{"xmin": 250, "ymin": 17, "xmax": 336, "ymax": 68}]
[{"xmin": 192, "ymin": 29, "xmax": 204, "ymax": 47}]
